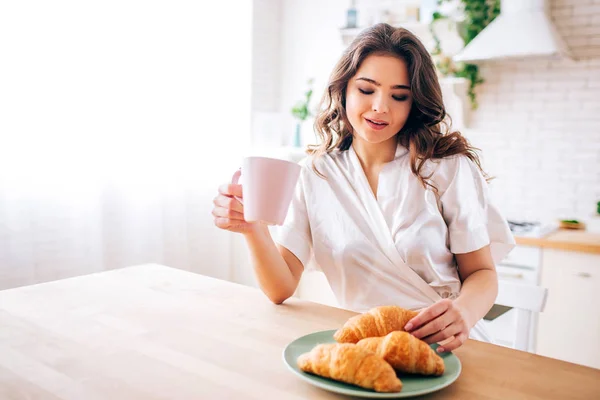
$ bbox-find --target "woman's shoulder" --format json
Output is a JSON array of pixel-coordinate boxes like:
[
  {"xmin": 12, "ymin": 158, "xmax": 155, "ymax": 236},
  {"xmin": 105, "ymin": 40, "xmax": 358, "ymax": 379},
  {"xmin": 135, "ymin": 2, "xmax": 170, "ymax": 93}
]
[
  {"xmin": 427, "ymin": 154, "xmax": 483, "ymax": 194},
  {"xmin": 430, "ymin": 153, "xmax": 475, "ymax": 172}
]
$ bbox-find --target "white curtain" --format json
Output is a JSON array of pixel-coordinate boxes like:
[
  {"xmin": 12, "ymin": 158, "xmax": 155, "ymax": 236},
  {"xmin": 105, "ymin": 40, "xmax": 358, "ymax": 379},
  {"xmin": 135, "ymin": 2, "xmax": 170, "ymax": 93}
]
[{"xmin": 0, "ymin": 1, "xmax": 252, "ymax": 290}]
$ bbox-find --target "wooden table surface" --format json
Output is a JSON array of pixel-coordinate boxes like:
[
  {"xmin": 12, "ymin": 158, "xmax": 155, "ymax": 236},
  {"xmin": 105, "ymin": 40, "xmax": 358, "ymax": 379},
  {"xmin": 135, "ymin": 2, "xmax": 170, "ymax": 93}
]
[{"xmin": 0, "ymin": 264, "xmax": 598, "ymax": 400}]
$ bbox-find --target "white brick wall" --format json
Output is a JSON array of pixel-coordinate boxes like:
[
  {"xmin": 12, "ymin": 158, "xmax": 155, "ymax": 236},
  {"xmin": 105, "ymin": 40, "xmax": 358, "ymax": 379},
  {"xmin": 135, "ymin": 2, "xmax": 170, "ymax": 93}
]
[{"xmin": 466, "ymin": 0, "xmax": 600, "ymax": 223}]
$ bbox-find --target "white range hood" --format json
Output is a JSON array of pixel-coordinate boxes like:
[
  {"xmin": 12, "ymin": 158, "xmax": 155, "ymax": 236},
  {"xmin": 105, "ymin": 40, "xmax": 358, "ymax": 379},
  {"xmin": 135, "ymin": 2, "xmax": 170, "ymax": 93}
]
[{"xmin": 453, "ymin": 0, "xmax": 572, "ymax": 62}]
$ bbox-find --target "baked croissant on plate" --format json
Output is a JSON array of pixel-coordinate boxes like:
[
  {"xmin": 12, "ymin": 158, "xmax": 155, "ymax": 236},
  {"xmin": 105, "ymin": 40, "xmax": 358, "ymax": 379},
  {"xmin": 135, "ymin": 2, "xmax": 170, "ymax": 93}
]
[
  {"xmin": 334, "ymin": 305, "xmax": 418, "ymax": 344},
  {"xmin": 297, "ymin": 343, "xmax": 403, "ymax": 393},
  {"xmin": 356, "ymin": 331, "xmax": 445, "ymax": 376}
]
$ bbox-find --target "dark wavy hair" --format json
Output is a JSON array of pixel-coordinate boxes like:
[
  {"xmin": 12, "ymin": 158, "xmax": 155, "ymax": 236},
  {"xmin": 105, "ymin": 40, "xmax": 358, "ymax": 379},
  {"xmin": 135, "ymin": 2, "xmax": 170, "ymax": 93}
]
[{"xmin": 309, "ymin": 23, "xmax": 489, "ymax": 190}]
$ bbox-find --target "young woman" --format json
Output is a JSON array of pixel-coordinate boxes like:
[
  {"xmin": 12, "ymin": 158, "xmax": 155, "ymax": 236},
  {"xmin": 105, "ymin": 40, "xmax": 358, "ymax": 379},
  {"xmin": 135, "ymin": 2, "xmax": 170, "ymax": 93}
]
[{"xmin": 212, "ymin": 23, "xmax": 514, "ymax": 353}]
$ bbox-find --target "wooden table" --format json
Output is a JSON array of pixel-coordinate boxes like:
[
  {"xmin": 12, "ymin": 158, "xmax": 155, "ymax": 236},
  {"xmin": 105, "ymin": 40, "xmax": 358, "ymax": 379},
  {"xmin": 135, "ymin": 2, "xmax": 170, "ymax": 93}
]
[{"xmin": 0, "ymin": 264, "xmax": 598, "ymax": 400}]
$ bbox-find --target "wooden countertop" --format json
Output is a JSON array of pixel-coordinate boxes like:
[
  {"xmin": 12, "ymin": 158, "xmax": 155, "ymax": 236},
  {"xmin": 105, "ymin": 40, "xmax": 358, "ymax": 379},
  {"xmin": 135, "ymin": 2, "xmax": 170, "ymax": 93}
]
[
  {"xmin": 0, "ymin": 264, "xmax": 598, "ymax": 399},
  {"xmin": 515, "ymin": 230, "xmax": 600, "ymax": 254}
]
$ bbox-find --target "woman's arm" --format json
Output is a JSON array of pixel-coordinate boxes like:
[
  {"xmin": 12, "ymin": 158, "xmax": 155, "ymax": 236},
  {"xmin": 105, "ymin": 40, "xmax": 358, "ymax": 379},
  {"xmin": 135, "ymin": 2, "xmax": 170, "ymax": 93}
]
[
  {"xmin": 213, "ymin": 182, "xmax": 304, "ymax": 304},
  {"xmin": 404, "ymin": 245, "xmax": 497, "ymax": 352},
  {"xmin": 244, "ymin": 224, "xmax": 305, "ymax": 304},
  {"xmin": 453, "ymin": 245, "xmax": 498, "ymax": 328}
]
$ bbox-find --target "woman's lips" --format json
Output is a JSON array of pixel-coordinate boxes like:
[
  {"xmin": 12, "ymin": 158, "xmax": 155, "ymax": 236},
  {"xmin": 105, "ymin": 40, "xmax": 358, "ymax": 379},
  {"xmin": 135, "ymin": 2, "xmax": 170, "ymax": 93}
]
[{"xmin": 365, "ymin": 118, "xmax": 389, "ymax": 131}]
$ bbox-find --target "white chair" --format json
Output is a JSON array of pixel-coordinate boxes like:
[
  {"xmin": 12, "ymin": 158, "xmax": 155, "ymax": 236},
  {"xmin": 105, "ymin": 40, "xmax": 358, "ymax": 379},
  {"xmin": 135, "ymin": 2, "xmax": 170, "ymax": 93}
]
[{"xmin": 494, "ymin": 280, "xmax": 548, "ymax": 352}]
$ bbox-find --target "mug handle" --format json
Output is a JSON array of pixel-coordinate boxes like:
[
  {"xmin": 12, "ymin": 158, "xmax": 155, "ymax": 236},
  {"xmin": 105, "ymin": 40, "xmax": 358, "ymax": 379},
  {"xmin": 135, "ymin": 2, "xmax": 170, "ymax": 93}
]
[{"xmin": 231, "ymin": 169, "xmax": 243, "ymax": 205}]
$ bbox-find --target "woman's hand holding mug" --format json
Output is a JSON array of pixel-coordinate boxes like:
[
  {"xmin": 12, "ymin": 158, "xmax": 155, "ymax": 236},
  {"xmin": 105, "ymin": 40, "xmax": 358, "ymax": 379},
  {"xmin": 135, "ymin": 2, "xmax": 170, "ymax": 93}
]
[
  {"xmin": 212, "ymin": 156, "xmax": 301, "ymax": 234},
  {"xmin": 212, "ymin": 181, "xmax": 259, "ymax": 234}
]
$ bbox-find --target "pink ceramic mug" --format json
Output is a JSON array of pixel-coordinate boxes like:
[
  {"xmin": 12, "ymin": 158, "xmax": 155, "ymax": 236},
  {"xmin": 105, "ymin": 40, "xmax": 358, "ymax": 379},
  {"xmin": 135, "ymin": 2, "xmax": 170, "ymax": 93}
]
[{"xmin": 232, "ymin": 156, "xmax": 301, "ymax": 225}]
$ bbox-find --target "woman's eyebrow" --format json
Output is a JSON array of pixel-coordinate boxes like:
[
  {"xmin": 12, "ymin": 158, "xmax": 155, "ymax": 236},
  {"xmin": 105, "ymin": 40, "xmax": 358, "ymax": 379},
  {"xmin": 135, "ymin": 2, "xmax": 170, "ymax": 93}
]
[{"xmin": 356, "ymin": 76, "xmax": 410, "ymax": 90}]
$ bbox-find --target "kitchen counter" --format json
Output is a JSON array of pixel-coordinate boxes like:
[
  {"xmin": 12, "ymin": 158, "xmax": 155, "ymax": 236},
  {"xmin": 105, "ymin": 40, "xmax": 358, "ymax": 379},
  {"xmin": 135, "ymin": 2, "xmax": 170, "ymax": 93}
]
[
  {"xmin": 515, "ymin": 230, "xmax": 600, "ymax": 254},
  {"xmin": 1, "ymin": 264, "xmax": 599, "ymax": 399}
]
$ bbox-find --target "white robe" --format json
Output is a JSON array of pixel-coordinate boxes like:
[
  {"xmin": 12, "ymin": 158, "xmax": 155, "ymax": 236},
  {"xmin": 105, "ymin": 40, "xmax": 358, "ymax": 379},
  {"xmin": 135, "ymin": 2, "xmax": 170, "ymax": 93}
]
[{"xmin": 273, "ymin": 144, "xmax": 515, "ymax": 342}]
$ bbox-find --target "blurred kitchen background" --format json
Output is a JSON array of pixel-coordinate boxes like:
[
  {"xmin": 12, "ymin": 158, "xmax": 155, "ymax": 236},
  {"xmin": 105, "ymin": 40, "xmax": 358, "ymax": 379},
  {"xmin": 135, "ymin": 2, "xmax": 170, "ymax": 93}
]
[{"xmin": 1, "ymin": 0, "xmax": 599, "ymax": 370}]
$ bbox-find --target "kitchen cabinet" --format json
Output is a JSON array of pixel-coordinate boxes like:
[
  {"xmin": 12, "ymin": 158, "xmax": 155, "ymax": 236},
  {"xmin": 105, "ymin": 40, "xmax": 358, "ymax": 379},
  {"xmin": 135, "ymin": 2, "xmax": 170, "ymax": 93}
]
[{"xmin": 536, "ymin": 249, "xmax": 600, "ymax": 369}]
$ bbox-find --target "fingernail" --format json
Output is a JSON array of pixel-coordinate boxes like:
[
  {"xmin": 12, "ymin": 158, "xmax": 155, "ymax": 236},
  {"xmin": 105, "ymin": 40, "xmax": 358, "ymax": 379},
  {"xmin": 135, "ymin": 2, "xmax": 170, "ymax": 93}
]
[
  {"xmin": 404, "ymin": 323, "xmax": 413, "ymax": 331},
  {"xmin": 437, "ymin": 347, "xmax": 445, "ymax": 353}
]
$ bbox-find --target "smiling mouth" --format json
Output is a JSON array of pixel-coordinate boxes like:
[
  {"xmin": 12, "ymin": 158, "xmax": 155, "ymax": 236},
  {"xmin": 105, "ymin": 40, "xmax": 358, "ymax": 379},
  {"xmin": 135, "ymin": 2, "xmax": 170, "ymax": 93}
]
[{"xmin": 365, "ymin": 118, "xmax": 389, "ymax": 130}]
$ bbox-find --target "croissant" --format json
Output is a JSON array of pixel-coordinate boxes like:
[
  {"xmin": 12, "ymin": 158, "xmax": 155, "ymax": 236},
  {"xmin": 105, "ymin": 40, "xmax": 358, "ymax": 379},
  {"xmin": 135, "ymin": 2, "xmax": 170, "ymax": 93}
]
[
  {"xmin": 334, "ymin": 305, "xmax": 419, "ymax": 344},
  {"xmin": 297, "ymin": 343, "xmax": 403, "ymax": 393},
  {"xmin": 356, "ymin": 331, "xmax": 445, "ymax": 376}
]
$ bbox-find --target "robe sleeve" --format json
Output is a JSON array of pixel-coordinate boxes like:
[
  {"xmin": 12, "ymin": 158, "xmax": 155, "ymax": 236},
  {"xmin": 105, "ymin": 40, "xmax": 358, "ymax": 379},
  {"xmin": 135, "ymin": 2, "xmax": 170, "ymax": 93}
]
[
  {"xmin": 437, "ymin": 155, "xmax": 515, "ymax": 265},
  {"xmin": 271, "ymin": 162, "xmax": 313, "ymax": 269}
]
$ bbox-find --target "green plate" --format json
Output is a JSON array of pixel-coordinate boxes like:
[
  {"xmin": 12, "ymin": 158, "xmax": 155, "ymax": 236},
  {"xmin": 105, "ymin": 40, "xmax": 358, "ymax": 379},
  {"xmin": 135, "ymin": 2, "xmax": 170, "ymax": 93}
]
[{"xmin": 283, "ymin": 330, "xmax": 461, "ymax": 398}]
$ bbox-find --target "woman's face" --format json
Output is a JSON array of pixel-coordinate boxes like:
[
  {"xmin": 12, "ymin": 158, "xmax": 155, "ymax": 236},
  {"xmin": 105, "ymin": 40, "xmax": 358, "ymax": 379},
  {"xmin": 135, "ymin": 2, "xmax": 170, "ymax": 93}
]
[{"xmin": 345, "ymin": 54, "xmax": 412, "ymax": 145}]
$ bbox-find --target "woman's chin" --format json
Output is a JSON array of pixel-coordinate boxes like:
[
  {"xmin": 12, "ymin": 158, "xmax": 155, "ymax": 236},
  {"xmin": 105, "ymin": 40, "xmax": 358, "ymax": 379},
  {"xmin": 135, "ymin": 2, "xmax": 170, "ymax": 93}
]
[{"xmin": 355, "ymin": 130, "xmax": 396, "ymax": 145}]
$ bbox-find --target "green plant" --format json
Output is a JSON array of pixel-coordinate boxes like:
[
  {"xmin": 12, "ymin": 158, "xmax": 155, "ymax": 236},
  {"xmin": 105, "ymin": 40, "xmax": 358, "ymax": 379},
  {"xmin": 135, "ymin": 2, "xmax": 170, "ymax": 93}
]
[
  {"xmin": 291, "ymin": 79, "xmax": 314, "ymax": 122},
  {"xmin": 561, "ymin": 219, "xmax": 580, "ymax": 224},
  {"xmin": 430, "ymin": 0, "xmax": 500, "ymax": 109}
]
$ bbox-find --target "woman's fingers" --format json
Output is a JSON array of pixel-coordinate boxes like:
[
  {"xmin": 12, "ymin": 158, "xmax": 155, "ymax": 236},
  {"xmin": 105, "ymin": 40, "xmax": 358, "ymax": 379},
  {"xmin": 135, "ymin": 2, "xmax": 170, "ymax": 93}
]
[
  {"xmin": 409, "ymin": 311, "xmax": 454, "ymax": 340},
  {"xmin": 212, "ymin": 206, "xmax": 245, "ymax": 220},
  {"xmin": 421, "ymin": 323, "xmax": 462, "ymax": 345},
  {"xmin": 214, "ymin": 216, "xmax": 254, "ymax": 233},
  {"xmin": 405, "ymin": 299, "xmax": 452, "ymax": 332},
  {"xmin": 212, "ymin": 181, "xmax": 250, "ymax": 233},
  {"xmin": 218, "ymin": 183, "xmax": 243, "ymax": 198},
  {"xmin": 214, "ymin": 217, "xmax": 244, "ymax": 231},
  {"xmin": 214, "ymin": 217, "xmax": 231, "ymax": 230},
  {"xmin": 436, "ymin": 332, "xmax": 468, "ymax": 353},
  {"xmin": 213, "ymin": 194, "xmax": 244, "ymax": 214}
]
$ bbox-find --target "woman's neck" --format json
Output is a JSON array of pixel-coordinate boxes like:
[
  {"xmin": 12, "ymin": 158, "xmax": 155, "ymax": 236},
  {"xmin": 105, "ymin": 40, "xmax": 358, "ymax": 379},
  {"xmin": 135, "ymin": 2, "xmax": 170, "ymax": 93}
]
[{"xmin": 351, "ymin": 136, "xmax": 398, "ymax": 171}]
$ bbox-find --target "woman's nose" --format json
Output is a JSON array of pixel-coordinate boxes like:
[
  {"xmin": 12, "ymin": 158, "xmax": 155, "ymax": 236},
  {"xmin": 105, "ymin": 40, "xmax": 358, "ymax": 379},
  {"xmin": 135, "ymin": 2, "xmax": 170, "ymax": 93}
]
[{"xmin": 371, "ymin": 93, "xmax": 389, "ymax": 113}]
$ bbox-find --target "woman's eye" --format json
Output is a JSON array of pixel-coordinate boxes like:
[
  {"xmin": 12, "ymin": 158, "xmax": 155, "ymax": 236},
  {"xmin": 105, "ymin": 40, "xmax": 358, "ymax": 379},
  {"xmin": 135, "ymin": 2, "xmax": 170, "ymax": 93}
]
[
  {"xmin": 358, "ymin": 88, "xmax": 373, "ymax": 95},
  {"xmin": 393, "ymin": 95, "xmax": 408, "ymax": 101}
]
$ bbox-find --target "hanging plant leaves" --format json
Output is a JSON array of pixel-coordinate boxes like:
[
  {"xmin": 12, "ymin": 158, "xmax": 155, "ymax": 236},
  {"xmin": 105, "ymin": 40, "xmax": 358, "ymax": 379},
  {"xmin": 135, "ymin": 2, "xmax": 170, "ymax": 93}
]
[{"xmin": 431, "ymin": 0, "xmax": 500, "ymax": 109}]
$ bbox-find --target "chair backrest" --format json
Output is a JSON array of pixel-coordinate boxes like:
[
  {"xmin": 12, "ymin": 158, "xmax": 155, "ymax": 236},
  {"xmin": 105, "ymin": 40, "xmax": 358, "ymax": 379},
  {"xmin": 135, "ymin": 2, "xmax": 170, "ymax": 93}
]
[
  {"xmin": 494, "ymin": 281, "xmax": 549, "ymax": 352},
  {"xmin": 496, "ymin": 281, "xmax": 548, "ymax": 312}
]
